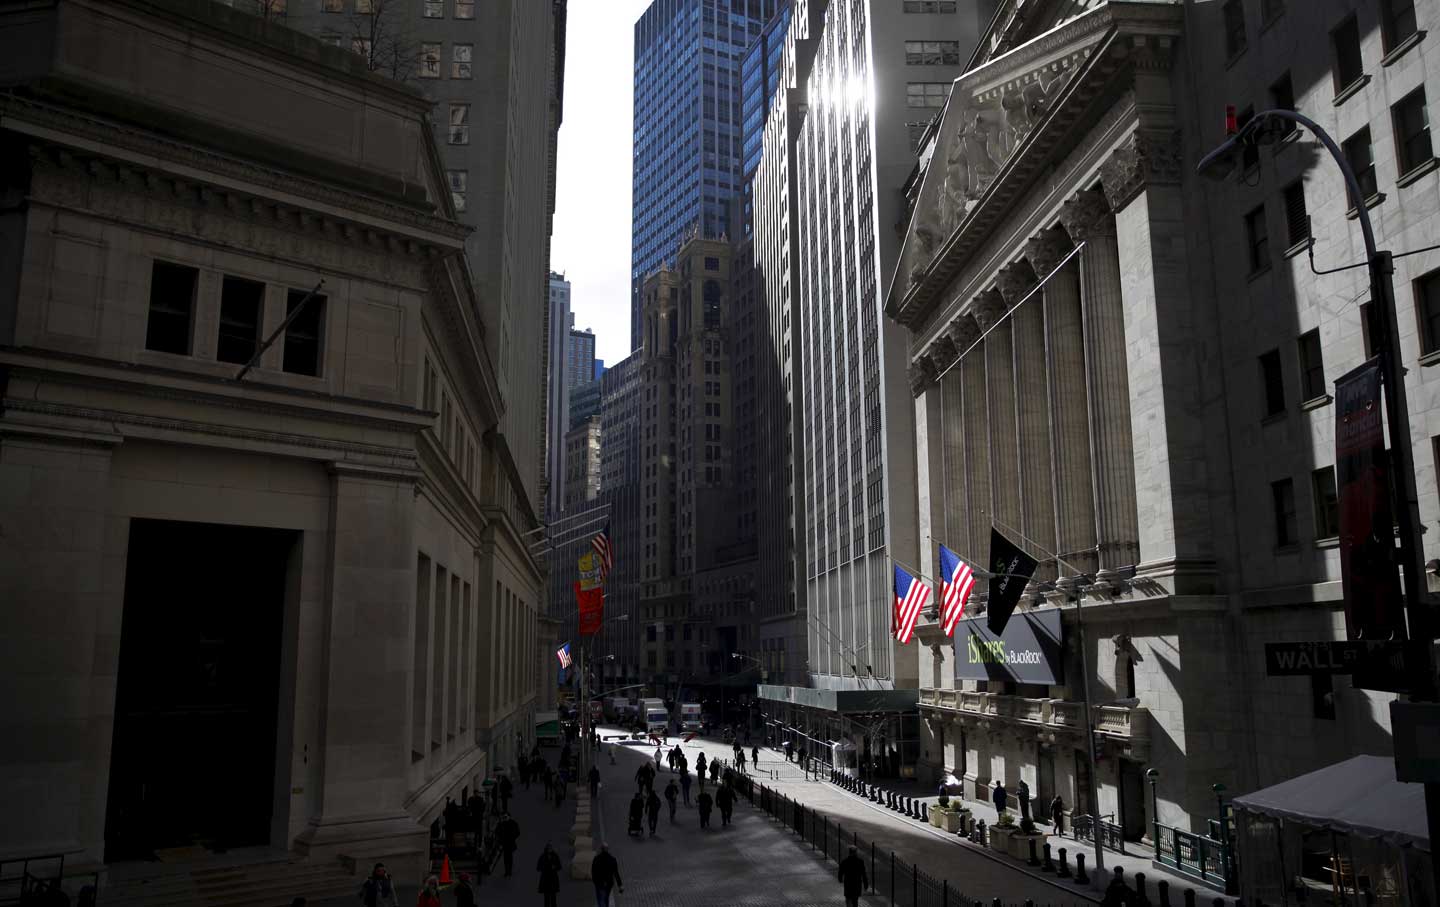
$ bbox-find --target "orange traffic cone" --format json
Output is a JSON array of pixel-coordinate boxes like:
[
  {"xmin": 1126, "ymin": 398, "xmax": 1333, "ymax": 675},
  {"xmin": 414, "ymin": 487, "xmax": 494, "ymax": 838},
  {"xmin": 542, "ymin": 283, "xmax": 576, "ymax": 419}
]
[{"xmin": 440, "ymin": 853, "xmax": 453, "ymax": 885}]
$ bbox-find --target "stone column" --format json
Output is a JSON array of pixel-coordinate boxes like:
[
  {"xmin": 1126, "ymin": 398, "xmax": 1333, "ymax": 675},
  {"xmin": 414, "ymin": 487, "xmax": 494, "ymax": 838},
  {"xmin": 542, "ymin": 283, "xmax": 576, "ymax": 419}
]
[
  {"xmin": 1059, "ymin": 189, "xmax": 1141, "ymax": 572},
  {"xmin": 943, "ymin": 315, "xmax": 981, "ymax": 561},
  {"xmin": 972, "ymin": 288, "xmax": 1020, "ymax": 544},
  {"xmin": 960, "ymin": 310, "xmax": 992, "ymax": 570},
  {"xmin": 998, "ymin": 261, "xmax": 1055, "ymax": 583},
  {"xmin": 1033, "ymin": 227, "xmax": 1098, "ymax": 577}
]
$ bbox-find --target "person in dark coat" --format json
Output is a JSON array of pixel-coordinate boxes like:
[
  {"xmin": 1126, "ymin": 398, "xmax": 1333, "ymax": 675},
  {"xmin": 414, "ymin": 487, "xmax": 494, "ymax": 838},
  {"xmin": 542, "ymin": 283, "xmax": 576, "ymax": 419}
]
[
  {"xmin": 696, "ymin": 753, "xmax": 708, "ymax": 780},
  {"xmin": 536, "ymin": 843, "xmax": 563, "ymax": 907},
  {"xmin": 634, "ymin": 762, "xmax": 652, "ymax": 793},
  {"xmin": 992, "ymin": 780, "xmax": 1007, "ymax": 816},
  {"xmin": 664, "ymin": 779, "xmax": 679, "ymax": 822},
  {"xmin": 628, "ymin": 792, "xmax": 645, "ymax": 836},
  {"xmin": 1050, "ymin": 794, "xmax": 1066, "ymax": 835},
  {"xmin": 716, "ymin": 784, "xmax": 735, "ymax": 827},
  {"xmin": 495, "ymin": 813, "xmax": 521, "ymax": 877},
  {"xmin": 697, "ymin": 790, "xmax": 714, "ymax": 828},
  {"xmin": 589, "ymin": 765, "xmax": 601, "ymax": 798},
  {"xmin": 838, "ymin": 846, "xmax": 869, "ymax": 907},
  {"xmin": 680, "ymin": 768, "xmax": 693, "ymax": 805},
  {"xmin": 751, "ymin": 745, "xmax": 759, "ymax": 767},
  {"xmin": 359, "ymin": 863, "xmax": 398, "ymax": 907},
  {"xmin": 498, "ymin": 774, "xmax": 514, "ymax": 812},
  {"xmin": 519, "ymin": 757, "xmax": 532, "ymax": 788},
  {"xmin": 591, "ymin": 843, "xmax": 624, "ymax": 907},
  {"xmin": 710, "ymin": 761, "xmax": 720, "ymax": 784},
  {"xmin": 646, "ymin": 788, "xmax": 662, "ymax": 836},
  {"xmin": 1017, "ymin": 779, "xmax": 1031, "ymax": 823}
]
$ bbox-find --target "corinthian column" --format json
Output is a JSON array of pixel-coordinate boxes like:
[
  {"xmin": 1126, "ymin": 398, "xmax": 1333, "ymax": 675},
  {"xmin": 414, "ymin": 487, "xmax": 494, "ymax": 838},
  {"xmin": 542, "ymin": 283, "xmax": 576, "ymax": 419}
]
[
  {"xmin": 972, "ymin": 288, "xmax": 1019, "ymax": 545},
  {"xmin": 1059, "ymin": 189, "xmax": 1141, "ymax": 571},
  {"xmin": 942, "ymin": 315, "xmax": 981, "ymax": 561},
  {"xmin": 1008, "ymin": 249, "xmax": 1057, "ymax": 583},
  {"xmin": 1031, "ymin": 226, "xmax": 1098, "ymax": 577},
  {"xmin": 960, "ymin": 304, "xmax": 992, "ymax": 567}
]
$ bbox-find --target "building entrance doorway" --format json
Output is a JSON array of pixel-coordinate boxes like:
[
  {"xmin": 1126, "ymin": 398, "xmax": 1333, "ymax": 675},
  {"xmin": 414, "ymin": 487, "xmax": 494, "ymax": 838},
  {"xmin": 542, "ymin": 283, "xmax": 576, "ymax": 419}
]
[
  {"xmin": 104, "ymin": 519, "xmax": 296, "ymax": 861},
  {"xmin": 1036, "ymin": 746, "xmax": 1056, "ymax": 821},
  {"xmin": 1119, "ymin": 759, "xmax": 1147, "ymax": 841}
]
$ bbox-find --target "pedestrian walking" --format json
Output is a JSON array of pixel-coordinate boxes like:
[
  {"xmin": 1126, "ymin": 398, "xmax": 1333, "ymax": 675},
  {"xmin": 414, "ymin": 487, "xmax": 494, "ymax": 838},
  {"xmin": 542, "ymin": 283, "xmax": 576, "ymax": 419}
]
[
  {"xmin": 496, "ymin": 812, "xmax": 521, "ymax": 877},
  {"xmin": 415, "ymin": 876, "xmax": 442, "ymax": 907},
  {"xmin": 554, "ymin": 767, "xmax": 567, "ymax": 807},
  {"xmin": 499, "ymin": 774, "xmax": 514, "ymax": 812},
  {"xmin": 591, "ymin": 843, "xmax": 624, "ymax": 907},
  {"xmin": 359, "ymin": 863, "xmax": 398, "ymax": 907},
  {"xmin": 710, "ymin": 761, "xmax": 720, "ymax": 784},
  {"xmin": 536, "ymin": 843, "xmax": 563, "ymax": 907},
  {"xmin": 1050, "ymin": 794, "xmax": 1066, "ymax": 835},
  {"xmin": 784, "ymin": 740, "xmax": 793, "ymax": 762},
  {"xmin": 736, "ymin": 749, "xmax": 746, "ymax": 773},
  {"xmin": 751, "ymin": 745, "xmax": 758, "ymax": 767},
  {"xmin": 697, "ymin": 790, "xmax": 714, "ymax": 828},
  {"xmin": 665, "ymin": 779, "xmax": 678, "ymax": 823},
  {"xmin": 992, "ymin": 780, "xmax": 1007, "ymax": 816},
  {"xmin": 1017, "ymin": 778, "xmax": 1031, "ymax": 823},
  {"xmin": 680, "ymin": 768, "xmax": 693, "ymax": 805},
  {"xmin": 519, "ymin": 758, "xmax": 531, "ymax": 789},
  {"xmin": 452, "ymin": 873, "xmax": 476, "ymax": 907},
  {"xmin": 716, "ymin": 784, "xmax": 734, "ymax": 827},
  {"xmin": 589, "ymin": 765, "xmax": 601, "ymax": 798},
  {"xmin": 646, "ymin": 788, "xmax": 662, "ymax": 836},
  {"xmin": 655, "ymin": 744, "xmax": 663, "ymax": 768},
  {"xmin": 696, "ymin": 753, "xmax": 707, "ymax": 779},
  {"xmin": 627, "ymin": 793, "xmax": 645, "ymax": 837},
  {"xmin": 838, "ymin": 846, "xmax": 868, "ymax": 907}
]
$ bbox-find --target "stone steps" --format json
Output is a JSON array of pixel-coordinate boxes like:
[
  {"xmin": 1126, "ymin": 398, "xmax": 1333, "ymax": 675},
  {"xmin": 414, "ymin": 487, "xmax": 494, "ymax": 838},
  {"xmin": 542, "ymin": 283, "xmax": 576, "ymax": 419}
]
[{"xmin": 101, "ymin": 858, "xmax": 356, "ymax": 907}]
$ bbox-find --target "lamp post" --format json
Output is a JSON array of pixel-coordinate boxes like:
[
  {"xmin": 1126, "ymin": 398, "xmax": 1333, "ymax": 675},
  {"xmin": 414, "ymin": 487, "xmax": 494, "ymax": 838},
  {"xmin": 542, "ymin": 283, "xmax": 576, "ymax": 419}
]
[
  {"xmin": 1200, "ymin": 112, "xmax": 1439, "ymax": 896},
  {"xmin": 579, "ymin": 612, "xmax": 630, "ymax": 781},
  {"xmin": 1147, "ymin": 768, "xmax": 1161, "ymax": 856}
]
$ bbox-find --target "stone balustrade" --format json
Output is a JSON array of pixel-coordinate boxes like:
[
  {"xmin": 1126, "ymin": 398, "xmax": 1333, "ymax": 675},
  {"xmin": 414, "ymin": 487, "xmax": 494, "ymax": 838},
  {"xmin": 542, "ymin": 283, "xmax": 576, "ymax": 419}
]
[{"xmin": 921, "ymin": 690, "xmax": 1150, "ymax": 753}]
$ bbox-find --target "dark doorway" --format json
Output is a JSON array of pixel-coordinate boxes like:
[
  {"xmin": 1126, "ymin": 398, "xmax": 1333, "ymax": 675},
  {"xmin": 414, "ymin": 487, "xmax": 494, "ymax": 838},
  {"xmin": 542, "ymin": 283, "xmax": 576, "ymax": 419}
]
[
  {"xmin": 1037, "ymin": 746, "xmax": 1056, "ymax": 821},
  {"xmin": 1119, "ymin": 759, "xmax": 1147, "ymax": 841},
  {"xmin": 105, "ymin": 519, "xmax": 295, "ymax": 861}
]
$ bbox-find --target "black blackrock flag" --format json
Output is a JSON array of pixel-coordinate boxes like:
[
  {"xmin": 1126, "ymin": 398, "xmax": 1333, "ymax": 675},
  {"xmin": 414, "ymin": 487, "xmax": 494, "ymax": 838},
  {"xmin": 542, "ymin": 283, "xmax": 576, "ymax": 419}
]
[{"xmin": 987, "ymin": 527, "xmax": 1038, "ymax": 634}]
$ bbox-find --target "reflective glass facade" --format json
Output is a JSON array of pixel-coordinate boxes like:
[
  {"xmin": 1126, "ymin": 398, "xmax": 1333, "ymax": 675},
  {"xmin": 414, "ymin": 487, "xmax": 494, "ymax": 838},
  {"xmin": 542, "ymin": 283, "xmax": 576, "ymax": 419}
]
[{"xmin": 631, "ymin": 0, "xmax": 781, "ymax": 350}]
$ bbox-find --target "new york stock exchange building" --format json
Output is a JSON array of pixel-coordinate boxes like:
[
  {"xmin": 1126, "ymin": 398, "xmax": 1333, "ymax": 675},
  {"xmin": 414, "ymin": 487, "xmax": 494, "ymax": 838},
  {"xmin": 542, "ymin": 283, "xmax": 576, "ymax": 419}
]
[{"xmin": 887, "ymin": 0, "xmax": 1440, "ymax": 902}]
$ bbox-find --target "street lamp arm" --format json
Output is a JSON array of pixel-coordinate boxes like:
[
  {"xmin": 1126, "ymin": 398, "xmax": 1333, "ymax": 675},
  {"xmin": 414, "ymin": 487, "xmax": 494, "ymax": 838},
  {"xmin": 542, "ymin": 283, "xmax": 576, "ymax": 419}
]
[{"xmin": 1196, "ymin": 108, "xmax": 1376, "ymax": 258}]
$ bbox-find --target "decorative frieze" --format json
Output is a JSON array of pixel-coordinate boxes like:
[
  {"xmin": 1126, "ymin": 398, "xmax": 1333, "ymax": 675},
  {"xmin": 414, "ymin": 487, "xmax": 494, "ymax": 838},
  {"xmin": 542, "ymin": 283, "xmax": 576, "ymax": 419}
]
[{"xmin": 1099, "ymin": 131, "xmax": 1183, "ymax": 213}]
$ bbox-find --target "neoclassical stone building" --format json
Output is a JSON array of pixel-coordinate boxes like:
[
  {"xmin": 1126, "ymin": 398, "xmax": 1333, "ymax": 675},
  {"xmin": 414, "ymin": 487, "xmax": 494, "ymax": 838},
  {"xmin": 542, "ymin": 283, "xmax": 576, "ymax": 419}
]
[
  {"xmin": 888, "ymin": 0, "xmax": 1440, "ymax": 849},
  {"xmin": 0, "ymin": 0, "xmax": 555, "ymax": 881}
]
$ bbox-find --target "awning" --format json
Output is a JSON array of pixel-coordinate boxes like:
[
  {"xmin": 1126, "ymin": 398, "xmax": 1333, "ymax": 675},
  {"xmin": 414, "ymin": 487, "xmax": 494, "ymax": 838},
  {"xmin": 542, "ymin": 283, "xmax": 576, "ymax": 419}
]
[
  {"xmin": 1232, "ymin": 755, "xmax": 1429, "ymax": 852},
  {"xmin": 757, "ymin": 684, "xmax": 918, "ymax": 714}
]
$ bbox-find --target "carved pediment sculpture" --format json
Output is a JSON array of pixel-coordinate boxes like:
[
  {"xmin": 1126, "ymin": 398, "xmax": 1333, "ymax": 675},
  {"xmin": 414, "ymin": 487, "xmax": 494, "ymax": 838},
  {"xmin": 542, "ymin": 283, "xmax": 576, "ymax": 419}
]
[{"xmin": 960, "ymin": 113, "xmax": 1001, "ymax": 201}]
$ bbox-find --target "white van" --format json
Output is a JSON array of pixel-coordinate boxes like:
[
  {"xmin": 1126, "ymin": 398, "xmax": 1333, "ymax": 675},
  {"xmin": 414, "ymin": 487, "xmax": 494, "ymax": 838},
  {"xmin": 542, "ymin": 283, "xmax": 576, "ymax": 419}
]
[
  {"xmin": 640, "ymin": 697, "xmax": 668, "ymax": 735},
  {"xmin": 680, "ymin": 702, "xmax": 702, "ymax": 733}
]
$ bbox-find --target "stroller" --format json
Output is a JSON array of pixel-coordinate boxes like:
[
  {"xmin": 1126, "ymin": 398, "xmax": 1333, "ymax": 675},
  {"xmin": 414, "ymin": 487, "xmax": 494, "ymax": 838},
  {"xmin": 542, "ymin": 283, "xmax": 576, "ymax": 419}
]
[{"xmin": 627, "ymin": 800, "xmax": 645, "ymax": 837}]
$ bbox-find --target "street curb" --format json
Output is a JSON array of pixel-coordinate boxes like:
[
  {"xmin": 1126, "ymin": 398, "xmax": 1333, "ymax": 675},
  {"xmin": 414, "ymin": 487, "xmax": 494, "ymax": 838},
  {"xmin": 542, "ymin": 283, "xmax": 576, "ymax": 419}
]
[{"xmin": 758, "ymin": 765, "xmax": 1102, "ymax": 905}]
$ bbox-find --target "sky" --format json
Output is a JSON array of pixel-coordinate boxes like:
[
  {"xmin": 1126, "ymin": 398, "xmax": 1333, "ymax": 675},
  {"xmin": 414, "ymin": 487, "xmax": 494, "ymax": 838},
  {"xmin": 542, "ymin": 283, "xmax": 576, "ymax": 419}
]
[{"xmin": 551, "ymin": 0, "xmax": 653, "ymax": 369}]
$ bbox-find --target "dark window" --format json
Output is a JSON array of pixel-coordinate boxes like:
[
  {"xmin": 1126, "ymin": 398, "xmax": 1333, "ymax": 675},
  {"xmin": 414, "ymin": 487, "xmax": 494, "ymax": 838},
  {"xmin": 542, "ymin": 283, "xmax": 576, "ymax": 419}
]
[
  {"xmin": 1381, "ymin": 0, "xmax": 1419, "ymax": 52},
  {"xmin": 1270, "ymin": 73, "xmax": 1297, "ymax": 138},
  {"xmin": 216, "ymin": 276, "xmax": 264, "ymax": 365},
  {"xmin": 1223, "ymin": 0, "xmax": 1247, "ymax": 58},
  {"xmin": 1332, "ymin": 16, "xmax": 1364, "ymax": 93},
  {"xmin": 145, "ymin": 261, "xmax": 197, "ymax": 355},
  {"xmin": 1311, "ymin": 672, "xmax": 1336, "ymax": 720},
  {"xmin": 1361, "ymin": 302, "xmax": 1381, "ymax": 358},
  {"xmin": 704, "ymin": 256, "xmax": 720, "ymax": 271},
  {"xmin": 1298, "ymin": 329, "xmax": 1326, "ymax": 401},
  {"xmin": 1393, "ymin": 88, "xmax": 1433, "ymax": 176},
  {"xmin": 1272, "ymin": 478, "xmax": 1298, "ymax": 547},
  {"xmin": 1260, "ymin": 348, "xmax": 1286, "ymax": 416},
  {"xmin": 1245, "ymin": 204, "xmax": 1270, "ymax": 272},
  {"xmin": 647, "ymin": 625, "xmax": 657, "ymax": 643},
  {"xmin": 1312, "ymin": 466, "xmax": 1339, "ymax": 539},
  {"xmin": 1237, "ymin": 106, "xmax": 1259, "ymax": 171},
  {"xmin": 1417, "ymin": 270, "xmax": 1440, "ymax": 355},
  {"xmin": 1283, "ymin": 181, "xmax": 1309, "ymax": 248},
  {"xmin": 282, "ymin": 288, "xmax": 326, "ymax": 376},
  {"xmin": 1343, "ymin": 128, "xmax": 1378, "ymax": 204}
]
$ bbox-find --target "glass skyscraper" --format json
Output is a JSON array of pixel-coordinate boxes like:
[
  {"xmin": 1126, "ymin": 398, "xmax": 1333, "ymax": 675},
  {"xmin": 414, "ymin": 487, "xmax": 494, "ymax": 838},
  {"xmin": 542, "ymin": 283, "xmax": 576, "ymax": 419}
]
[{"xmin": 630, "ymin": 0, "xmax": 782, "ymax": 351}]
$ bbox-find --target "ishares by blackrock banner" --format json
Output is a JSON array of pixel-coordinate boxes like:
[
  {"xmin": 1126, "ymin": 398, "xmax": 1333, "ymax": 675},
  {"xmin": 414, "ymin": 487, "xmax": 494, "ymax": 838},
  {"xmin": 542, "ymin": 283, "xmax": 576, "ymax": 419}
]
[{"xmin": 953, "ymin": 608, "xmax": 1065, "ymax": 686}]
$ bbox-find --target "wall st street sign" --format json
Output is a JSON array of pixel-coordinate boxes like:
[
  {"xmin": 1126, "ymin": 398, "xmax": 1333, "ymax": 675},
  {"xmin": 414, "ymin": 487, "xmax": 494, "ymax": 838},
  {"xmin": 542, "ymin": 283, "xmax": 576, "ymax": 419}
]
[{"xmin": 1265, "ymin": 640, "xmax": 1408, "ymax": 691}]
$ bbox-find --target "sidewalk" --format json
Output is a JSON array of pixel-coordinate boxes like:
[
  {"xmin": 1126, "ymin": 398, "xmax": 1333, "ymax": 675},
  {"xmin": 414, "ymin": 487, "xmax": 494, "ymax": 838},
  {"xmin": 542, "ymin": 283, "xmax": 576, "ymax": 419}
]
[{"xmin": 751, "ymin": 749, "xmax": 1234, "ymax": 907}]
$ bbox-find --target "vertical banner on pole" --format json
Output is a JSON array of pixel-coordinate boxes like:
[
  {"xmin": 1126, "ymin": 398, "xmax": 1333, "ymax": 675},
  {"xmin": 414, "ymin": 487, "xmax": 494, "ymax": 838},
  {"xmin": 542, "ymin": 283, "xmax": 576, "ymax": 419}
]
[
  {"xmin": 987, "ymin": 527, "xmax": 1038, "ymax": 634},
  {"xmin": 576, "ymin": 582, "xmax": 603, "ymax": 635},
  {"xmin": 1335, "ymin": 359, "xmax": 1407, "ymax": 640}
]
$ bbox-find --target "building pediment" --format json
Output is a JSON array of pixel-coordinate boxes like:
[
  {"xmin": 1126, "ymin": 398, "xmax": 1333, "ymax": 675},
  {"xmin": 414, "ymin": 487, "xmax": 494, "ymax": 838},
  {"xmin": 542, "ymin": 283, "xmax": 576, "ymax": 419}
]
[{"xmin": 885, "ymin": 1, "xmax": 1181, "ymax": 334}]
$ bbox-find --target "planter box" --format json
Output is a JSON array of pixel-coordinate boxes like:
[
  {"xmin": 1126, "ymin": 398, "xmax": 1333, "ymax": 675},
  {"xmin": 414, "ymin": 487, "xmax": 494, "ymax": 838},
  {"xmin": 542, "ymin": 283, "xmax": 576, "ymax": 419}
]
[
  {"xmin": 1008, "ymin": 832, "xmax": 1044, "ymax": 861},
  {"xmin": 989, "ymin": 825, "xmax": 1015, "ymax": 853},
  {"xmin": 940, "ymin": 810, "xmax": 965, "ymax": 834},
  {"xmin": 929, "ymin": 808, "xmax": 944, "ymax": 828}
]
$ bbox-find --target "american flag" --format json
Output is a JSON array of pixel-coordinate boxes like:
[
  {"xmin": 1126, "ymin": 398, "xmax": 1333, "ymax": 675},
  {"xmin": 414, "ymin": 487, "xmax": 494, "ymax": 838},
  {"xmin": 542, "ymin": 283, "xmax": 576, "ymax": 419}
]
[
  {"xmin": 893, "ymin": 564, "xmax": 931, "ymax": 645},
  {"xmin": 556, "ymin": 643, "xmax": 572, "ymax": 669},
  {"xmin": 938, "ymin": 544, "xmax": 976, "ymax": 637},
  {"xmin": 591, "ymin": 522, "xmax": 612, "ymax": 581}
]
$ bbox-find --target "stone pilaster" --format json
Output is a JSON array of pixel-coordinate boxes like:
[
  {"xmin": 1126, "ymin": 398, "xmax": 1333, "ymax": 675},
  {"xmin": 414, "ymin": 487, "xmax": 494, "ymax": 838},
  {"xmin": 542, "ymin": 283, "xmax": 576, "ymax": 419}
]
[
  {"xmin": 1033, "ymin": 233, "xmax": 1098, "ymax": 578},
  {"xmin": 1011, "ymin": 249, "xmax": 1059, "ymax": 583},
  {"xmin": 972, "ymin": 289, "xmax": 1020, "ymax": 543},
  {"xmin": 942, "ymin": 315, "xmax": 981, "ymax": 561},
  {"xmin": 1059, "ymin": 189, "xmax": 1140, "ymax": 571},
  {"xmin": 960, "ymin": 325, "xmax": 992, "ymax": 572}
]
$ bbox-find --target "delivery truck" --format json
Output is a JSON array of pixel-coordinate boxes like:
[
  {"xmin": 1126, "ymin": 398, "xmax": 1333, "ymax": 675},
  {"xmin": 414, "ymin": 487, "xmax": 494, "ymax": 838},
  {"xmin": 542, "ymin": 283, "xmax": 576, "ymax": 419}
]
[
  {"xmin": 640, "ymin": 697, "xmax": 669, "ymax": 735},
  {"xmin": 680, "ymin": 702, "xmax": 703, "ymax": 733}
]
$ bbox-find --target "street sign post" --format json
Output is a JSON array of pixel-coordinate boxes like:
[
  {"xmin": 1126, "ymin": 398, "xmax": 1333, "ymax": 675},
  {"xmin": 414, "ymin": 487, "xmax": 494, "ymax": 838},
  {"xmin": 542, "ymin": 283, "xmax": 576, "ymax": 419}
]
[{"xmin": 1264, "ymin": 640, "xmax": 1408, "ymax": 690}]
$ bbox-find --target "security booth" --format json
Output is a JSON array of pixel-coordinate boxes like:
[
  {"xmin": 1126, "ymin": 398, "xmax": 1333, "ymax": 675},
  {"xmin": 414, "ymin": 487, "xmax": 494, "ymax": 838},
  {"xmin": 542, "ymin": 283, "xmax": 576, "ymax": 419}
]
[{"xmin": 1232, "ymin": 755, "xmax": 1433, "ymax": 906}]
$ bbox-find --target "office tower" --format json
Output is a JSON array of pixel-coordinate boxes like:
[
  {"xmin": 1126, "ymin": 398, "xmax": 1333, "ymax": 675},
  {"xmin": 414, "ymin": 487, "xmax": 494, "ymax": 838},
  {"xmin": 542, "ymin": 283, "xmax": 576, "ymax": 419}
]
[
  {"xmin": 568, "ymin": 327, "xmax": 597, "ymax": 389},
  {"xmin": 547, "ymin": 273, "xmax": 573, "ymax": 518},
  {"xmin": 630, "ymin": 0, "xmax": 783, "ymax": 351},
  {"xmin": 600, "ymin": 355, "xmax": 645, "ymax": 683}
]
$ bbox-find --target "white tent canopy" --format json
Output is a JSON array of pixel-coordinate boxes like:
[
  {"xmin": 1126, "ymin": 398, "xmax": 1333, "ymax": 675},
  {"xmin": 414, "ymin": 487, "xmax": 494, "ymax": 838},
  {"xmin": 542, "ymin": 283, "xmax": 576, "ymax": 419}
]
[{"xmin": 1232, "ymin": 755, "xmax": 1429, "ymax": 852}]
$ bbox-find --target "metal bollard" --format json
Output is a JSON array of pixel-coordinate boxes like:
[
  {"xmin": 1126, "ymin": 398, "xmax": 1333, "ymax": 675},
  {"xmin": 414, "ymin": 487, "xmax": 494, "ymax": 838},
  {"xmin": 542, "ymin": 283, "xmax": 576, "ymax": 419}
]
[
  {"xmin": 992, "ymin": 900, "xmax": 1002, "ymax": 907},
  {"xmin": 1042, "ymin": 842, "xmax": 1054, "ymax": 872},
  {"xmin": 976, "ymin": 819, "xmax": 986, "ymax": 846},
  {"xmin": 1075, "ymin": 852, "xmax": 1089, "ymax": 885},
  {"xmin": 920, "ymin": 802, "xmax": 928, "ymax": 822},
  {"xmin": 1157, "ymin": 880, "xmax": 1171, "ymax": 907},
  {"xmin": 1057, "ymin": 847, "xmax": 1071, "ymax": 878},
  {"xmin": 1183, "ymin": 890, "xmax": 1196, "ymax": 907},
  {"xmin": 1027, "ymin": 838, "xmax": 1039, "ymax": 866},
  {"xmin": 1135, "ymin": 872, "xmax": 1149, "ymax": 907}
]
